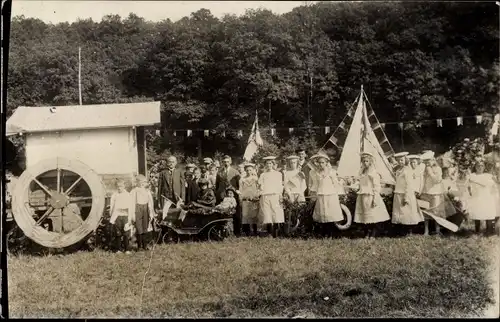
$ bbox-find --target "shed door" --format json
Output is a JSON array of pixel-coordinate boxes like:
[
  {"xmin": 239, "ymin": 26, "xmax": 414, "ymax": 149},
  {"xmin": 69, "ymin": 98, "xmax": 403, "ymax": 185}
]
[{"xmin": 136, "ymin": 127, "xmax": 146, "ymax": 175}]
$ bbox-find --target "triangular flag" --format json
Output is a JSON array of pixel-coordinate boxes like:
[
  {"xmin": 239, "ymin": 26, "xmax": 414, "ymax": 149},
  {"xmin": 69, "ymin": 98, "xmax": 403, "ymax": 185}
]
[
  {"xmin": 339, "ymin": 122, "xmax": 345, "ymax": 130},
  {"xmin": 204, "ymin": 130, "xmax": 209, "ymax": 137},
  {"xmin": 173, "ymin": 131, "xmax": 177, "ymax": 137},
  {"xmin": 222, "ymin": 131, "xmax": 226, "ymax": 138},
  {"xmin": 162, "ymin": 199, "xmax": 174, "ymax": 220},
  {"xmin": 437, "ymin": 119, "xmax": 443, "ymax": 127},
  {"xmin": 271, "ymin": 128, "xmax": 276, "ymax": 136},
  {"xmin": 289, "ymin": 127, "xmax": 294, "ymax": 134},
  {"xmin": 475, "ymin": 115, "xmax": 483, "ymax": 124},
  {"xmin": 457, "ymin": 117, "xmax": 463, "ymax": 126},
  {"xmin": 347, "ymin": 109, "xmax": 354, "ymax": 117},
  {"xmin": 187, "ymin": 129, "xmax": 192, "ymax": 137},
  {"xmin": 243, "ymin": 111, "xmax": 264, "ymax": 161},
  {"xmin": 325, "ymin": 126, "xmax": 330, "ymax": 134},
  {"xmin": 380, "ymin": 123, "xmax": 386, "ymax": 129}
]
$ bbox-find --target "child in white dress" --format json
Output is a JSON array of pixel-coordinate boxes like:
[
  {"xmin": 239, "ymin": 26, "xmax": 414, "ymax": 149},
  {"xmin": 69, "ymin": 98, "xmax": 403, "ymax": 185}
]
[
  {"xmin": 239, "ymin": 163, "xmax": 260, "ymax": 236},
  {"xmin": 467, "ymin": 161, "xmax": 497, "ymax": 235},
  {"xmin": 283, "ymin": 155, "xmax": 307, "ymax": 203},
  {"xmin": 354, "ymin": 152, "xmax": 391, "ymax": 238},
  {"xmin": 213, "ymin": 188, "xmax": 238, "ymax": 213},
  {"xmin": 258, "ymin": 156, "xmax": 285, "ymax": 238},
  {"xmin": 391, "ymin": 153, "xmax": 424, "ymax": 235},
  {"xmin": 311, "ymin": 154, "xmax": 344, "ymax": 238}
]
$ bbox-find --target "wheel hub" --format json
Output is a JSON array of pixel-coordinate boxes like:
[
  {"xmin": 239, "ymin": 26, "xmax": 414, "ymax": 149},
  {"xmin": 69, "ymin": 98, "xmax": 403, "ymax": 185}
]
[{"xmin": 49, "ymin": 192, "xmax": 70, "ymax": 209}]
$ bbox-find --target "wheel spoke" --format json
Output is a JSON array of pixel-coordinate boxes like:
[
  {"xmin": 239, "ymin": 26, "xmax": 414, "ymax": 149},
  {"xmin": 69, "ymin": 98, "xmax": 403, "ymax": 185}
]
[
  {"xmin": 69, "ymin": 196, "xmax": 93, "ymax": 203},
  {"xmin": 33, "ymin": 178, "xmax": 53, "ymax": 197},
  {"xmin": 56, "ymin": 168, "xmax": 62, "ymax": 193},
  {"xmin": 35, "ymin": 207, "xmax": 55, "ymax": 226},
  {"xmin": 65, "ymin": 176, "xmax": 83, "ymax": 195}
]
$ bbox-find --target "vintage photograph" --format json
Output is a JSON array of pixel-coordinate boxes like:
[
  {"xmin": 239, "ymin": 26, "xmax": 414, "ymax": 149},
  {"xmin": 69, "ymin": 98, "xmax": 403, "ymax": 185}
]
[{"xmin": 2, "ymin": 0, "xmax": 500, "ymax": 318}]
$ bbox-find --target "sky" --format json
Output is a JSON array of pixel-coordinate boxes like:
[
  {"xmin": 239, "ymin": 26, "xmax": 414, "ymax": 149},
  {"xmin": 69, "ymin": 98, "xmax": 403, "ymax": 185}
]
[{"xmin": 11, "ymin": 1, "xmax": 313, "ymax": 23}]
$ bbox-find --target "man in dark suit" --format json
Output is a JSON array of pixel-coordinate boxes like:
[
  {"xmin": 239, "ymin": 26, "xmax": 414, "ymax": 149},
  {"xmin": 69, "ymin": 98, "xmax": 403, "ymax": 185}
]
[
  {"xmin": 157, "ymin": 156, "xmax": 186, "ymax": 209},
  {"xmin": 215, "ymin": 155, "xmax": 241, "ymax": 235},
  {"xmin": 215, "ymin": 155, "xmax": 240, "ymax": 203}
]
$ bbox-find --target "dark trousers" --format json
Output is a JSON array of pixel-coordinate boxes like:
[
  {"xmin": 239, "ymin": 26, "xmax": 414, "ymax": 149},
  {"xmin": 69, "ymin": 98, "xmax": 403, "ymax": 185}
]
[
  {"xmin": 242, "ymin": 224, "xmax": 258, "ymax": 236},
  {"xmin": 266, "ymin": 223, "xmax": 283, "ymax": 238},
  {"xmin": 233, "ymin": 206, "xmax": 242, "ymax": 237},
  {"xmin": 113, "ymin": 216, "xmax": 130, "ymax": 251}
]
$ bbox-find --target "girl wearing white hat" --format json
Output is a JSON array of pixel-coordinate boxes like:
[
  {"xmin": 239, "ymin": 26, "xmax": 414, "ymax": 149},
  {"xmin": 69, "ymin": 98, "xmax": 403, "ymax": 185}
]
[
  {"xmin": 354, "ymin": 152, "xmax": 391, "ymax": 238},
  {"xmin": 283, "ymin": 155, "xmax": 307, "ymax": 203},
  {"xmin": 310, "ymin": 154, "xmax": 344, "ymax": 237},
  {"xmin": 258, "ymin": 156, "xmax": 285, "ymax": 237},
  {"xmin": 391, "ymin": 153, "xmax": 424, "ymax": 235},
  {"xmin": 466, "ymin": 160, "xmax": 497, "ymax": 235},
  {"xmin": 239, "ymin": 163, "xmax": 260, "ymax": 236}
]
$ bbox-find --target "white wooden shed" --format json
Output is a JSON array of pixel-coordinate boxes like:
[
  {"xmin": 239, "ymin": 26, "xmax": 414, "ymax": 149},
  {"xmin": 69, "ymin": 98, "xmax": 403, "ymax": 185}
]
[{"xmin": 6, "ymin": 101, "xmax": 161, "ymax": 192}]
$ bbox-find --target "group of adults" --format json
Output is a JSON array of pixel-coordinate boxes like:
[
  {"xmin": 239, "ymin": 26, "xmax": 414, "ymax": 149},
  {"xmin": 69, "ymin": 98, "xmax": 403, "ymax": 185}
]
[{"xmin": 151, "ymin": 148, "xmax": 500, "ymax": 239}]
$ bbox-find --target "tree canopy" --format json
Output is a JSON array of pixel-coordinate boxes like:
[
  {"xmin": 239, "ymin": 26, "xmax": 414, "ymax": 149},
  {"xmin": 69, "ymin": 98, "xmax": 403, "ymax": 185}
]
[{"xmin": 7, "ymin": 1, "xmax": 500, "ymax": 160}]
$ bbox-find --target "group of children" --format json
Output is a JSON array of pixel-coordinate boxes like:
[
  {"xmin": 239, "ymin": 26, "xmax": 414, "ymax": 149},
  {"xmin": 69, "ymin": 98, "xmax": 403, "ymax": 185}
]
[{"xmin": 109, "ymin": 149, "xmax": 500, "ymax": 252}]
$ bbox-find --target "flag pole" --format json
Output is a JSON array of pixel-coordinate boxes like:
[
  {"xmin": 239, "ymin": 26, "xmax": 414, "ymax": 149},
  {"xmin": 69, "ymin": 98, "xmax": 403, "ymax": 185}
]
[{"xmin": 78, "ymin": 46, "xmax": 82, "ymax": 105}]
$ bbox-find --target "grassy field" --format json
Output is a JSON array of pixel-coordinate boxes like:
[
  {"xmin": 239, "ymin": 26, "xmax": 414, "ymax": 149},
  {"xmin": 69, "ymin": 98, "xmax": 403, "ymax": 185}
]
[{"xmin": 7, "ymin": 234, "xmax": 499, "ymax": 318}]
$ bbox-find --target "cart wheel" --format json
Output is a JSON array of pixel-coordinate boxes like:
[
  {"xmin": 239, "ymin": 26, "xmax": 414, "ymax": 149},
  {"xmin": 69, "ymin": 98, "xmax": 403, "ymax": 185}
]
[
  {"xmin": 335, "ymin": 204, "xmax": 352, "ymax": 231},
  {"xmin": 162, "ymin": 228, "xmax": 180, "ymax": 244},
  {"xmin": 207, "ymin": 223, "xmax": 230, "ymax": 242}
]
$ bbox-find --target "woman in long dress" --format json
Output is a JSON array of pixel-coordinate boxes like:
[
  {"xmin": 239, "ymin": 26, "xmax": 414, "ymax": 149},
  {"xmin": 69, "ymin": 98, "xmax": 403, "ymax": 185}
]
[
  {"xmin": 467, "ymin": 161, "xmax": 497, "ymax": 235},
  {"xmin": 391, "ymin": 153, "xmax": 424, "ymax": 235},
  {"xmin": 258, "ymin": 156, "xmax": 285, "ymax": 238},
  {"xmin": 311, "ymin": 154, "xmax": 344, "ymax": 237},
  {"xmin": 354, "ymin": 152, "xmax": 391, "ymax": 238},
  {"xmin": 283, "ymin": 155, "xmax": 307, "ymax": 203},
  {"xmin": 239, "ymin": 163, "xmax": 260, "ymax": 236}
]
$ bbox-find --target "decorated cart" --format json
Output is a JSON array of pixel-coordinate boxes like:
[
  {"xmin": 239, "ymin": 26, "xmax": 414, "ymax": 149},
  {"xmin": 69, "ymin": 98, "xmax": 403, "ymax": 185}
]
[{"xmin": 6, "ymin": 102, "xmax": 161, "ymax": 249}]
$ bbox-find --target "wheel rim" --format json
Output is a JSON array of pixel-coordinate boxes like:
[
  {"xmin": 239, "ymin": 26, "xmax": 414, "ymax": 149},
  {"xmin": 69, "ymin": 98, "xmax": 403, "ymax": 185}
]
[
  {"xmin": 207, "ymin": 224, "xmax": 228, "ymax": 242},
  {"xmin": 162, "ymin": 229, "xmax": 180, "ymax": 244},
  {"xmin": 335, "ymin": 204, "xmax": 352, "ymax": 231},
  {"xmin": 12, "ymin": 157, "xmax": 106, "ymax": 248}
]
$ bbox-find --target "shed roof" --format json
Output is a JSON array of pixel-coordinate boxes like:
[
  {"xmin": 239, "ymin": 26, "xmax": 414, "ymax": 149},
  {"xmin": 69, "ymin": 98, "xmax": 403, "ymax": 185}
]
[{"xmin": 6, "ymin": 101, "xmax": 161, "ymax": 135}]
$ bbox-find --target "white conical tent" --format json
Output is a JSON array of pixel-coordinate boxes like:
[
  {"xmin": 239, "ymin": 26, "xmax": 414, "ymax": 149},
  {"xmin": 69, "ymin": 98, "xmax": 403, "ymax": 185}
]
[{"xmin": 317, "ymin": 86, "xmax": 395, "ymax": 185}]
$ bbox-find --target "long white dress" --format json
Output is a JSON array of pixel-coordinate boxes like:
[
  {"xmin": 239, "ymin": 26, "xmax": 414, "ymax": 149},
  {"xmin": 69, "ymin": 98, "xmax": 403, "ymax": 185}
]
[
  {"xmin": 392, "ymin": 166, "xmax": 424, "ymax": 225},
  {"xmin": 283, "ymin": 169, "xmax": 306, "ymax": 203},
  {"xmin": 467, "ymin": 173, "xmax": 498, "ymax": 220},
  {"xmin": 354, "ymin": 168, "xmax": 391, "ymax": 224},
  {"xmin": 258, "ymin": 170, "xmax": 285, "ymax": 224},
  {"xmin": 420, "ymin": 165, "xmax": 446, "ymax": 218},
  {"xmin": 312, "ymin": 168, "xmax": 343, "ymax": 223}
]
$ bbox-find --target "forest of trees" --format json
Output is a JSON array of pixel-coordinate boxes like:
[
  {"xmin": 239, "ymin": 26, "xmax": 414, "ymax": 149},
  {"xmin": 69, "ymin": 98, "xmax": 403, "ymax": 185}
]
[{"xmin": 7, "ymin": 1, "xmax": 500, "ymax": 161}]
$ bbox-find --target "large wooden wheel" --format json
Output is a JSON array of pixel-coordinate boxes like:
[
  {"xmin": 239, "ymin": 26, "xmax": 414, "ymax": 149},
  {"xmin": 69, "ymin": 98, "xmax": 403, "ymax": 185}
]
[{"xmin": 11, "ymin": 157, "xmax": 106, "ymax": 248}]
